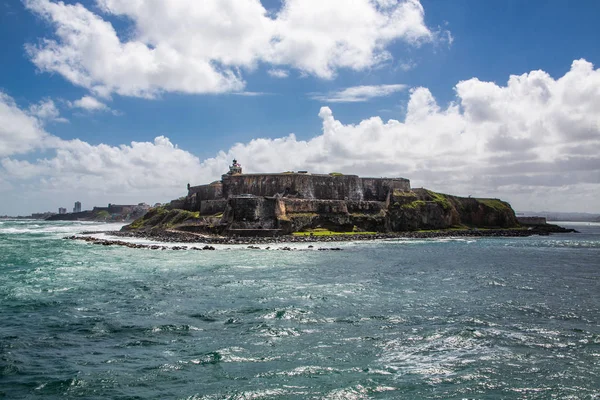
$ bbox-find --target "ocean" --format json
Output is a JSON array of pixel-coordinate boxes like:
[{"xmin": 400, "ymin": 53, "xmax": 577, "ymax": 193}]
[{"xmin": 1, "ymin": 220, "xmax": 599, "ymax": 399}]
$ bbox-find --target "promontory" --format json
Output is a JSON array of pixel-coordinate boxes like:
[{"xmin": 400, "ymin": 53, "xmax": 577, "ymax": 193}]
[{"xmin": 121, "ymin": 159, "xmax": 560, "ymax": 239}]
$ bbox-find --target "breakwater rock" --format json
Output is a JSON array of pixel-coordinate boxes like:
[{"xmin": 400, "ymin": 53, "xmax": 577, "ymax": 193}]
[
  {"xmin": 108, "ymin": 224, "xmax": 575, "ymax": 246},
  {"xmin": 64, "ymin": 234, "xmax": 345, "ymax": 251},
  {"xmin": 63, "ymin": 235, "xmax": 217, "ymax": 250}
]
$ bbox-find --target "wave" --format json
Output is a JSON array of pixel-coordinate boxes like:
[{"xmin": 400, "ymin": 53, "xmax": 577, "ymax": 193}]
[
  {"xmin": 507, "ymin": 239, "xmax": 600, "ymax": 249},
  {"xmin": 0, "ymin": 221, "xmax": 126, "ymax": 235}
]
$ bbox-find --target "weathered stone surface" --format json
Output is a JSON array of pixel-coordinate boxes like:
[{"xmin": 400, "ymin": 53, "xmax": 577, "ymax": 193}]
[
  {"xmin": 222, "ymin": 196, "xmax": 279, "ymax": 230},
  {"xmin": 221, "ymin": 173, "xmax": 409, "ymax": 201},
  {"xmin": 188, "ymin": 181, "xmax": 223, "ymax": 200},
  {"xmin": 199, "ymin": 200, "xmax": 227, "ymax": 215},
  {"xmin": 134, "ymin": 168, "xmax": 522, "ymax": 236}
]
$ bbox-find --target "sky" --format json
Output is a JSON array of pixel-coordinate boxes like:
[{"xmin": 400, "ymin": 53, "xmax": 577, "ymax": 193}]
[{"xmin": 0, "ymin": 0, "xmax": 599, "ymax": 216}]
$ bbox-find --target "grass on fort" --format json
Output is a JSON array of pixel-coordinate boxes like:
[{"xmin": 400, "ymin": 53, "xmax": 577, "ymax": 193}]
[{"xmin": 292, "ymin": 228, "xmax": 378, "ymax": 237}]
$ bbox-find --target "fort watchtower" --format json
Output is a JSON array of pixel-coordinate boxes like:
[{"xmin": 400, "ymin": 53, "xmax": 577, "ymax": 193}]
[{"xmin": 228, "ymin": 159, "xmax": 242, "ymax": 175}]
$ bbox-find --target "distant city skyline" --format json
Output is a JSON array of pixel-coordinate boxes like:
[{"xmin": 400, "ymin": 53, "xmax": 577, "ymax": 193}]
[{"xmin": 0, "ymin": 0, "xmax": 599, "ymax": 215}]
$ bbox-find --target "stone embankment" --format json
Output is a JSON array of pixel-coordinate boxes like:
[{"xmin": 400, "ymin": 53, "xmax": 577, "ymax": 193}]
[
  {"xmin": 68, "ymin": 223, "xmax": 575, "ymax": 250},
  {"xmin": 64, "ymin": 235, "xmax": 217, "ymax": 250},
  {"xmin": 64, "ymin": 234, "xmax": 344, "ymax": 251},
  {"xmin": 104, "ymin": 223, "xmax": 576, "ymax": 245}
]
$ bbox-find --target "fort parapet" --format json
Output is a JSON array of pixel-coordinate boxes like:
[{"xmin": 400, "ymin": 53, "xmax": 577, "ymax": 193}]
[
  {"xmin": 183, "ymin": 161, "xmax": 410, "ymax": 220},
  {"xmin": 188, "ymin": 170, "xmax": 409, "ymax": 204},
  {"xmin": 221, "ymin": 173, "xmax": 410, "ymax": 201}
]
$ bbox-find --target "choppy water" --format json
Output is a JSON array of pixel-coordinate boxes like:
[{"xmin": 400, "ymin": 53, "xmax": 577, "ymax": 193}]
[{"xmin": 1, "ymin": 220, "xmax": 599, "ymax": 399}]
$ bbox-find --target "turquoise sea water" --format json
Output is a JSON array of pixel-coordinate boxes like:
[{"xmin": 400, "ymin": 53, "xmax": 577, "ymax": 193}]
[{"xmin": 1, "ymin": 220, "xmax": 599, "ymax": 399}]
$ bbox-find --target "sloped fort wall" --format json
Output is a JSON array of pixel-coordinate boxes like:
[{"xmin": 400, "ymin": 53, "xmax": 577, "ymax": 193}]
[
  {"xmin": 184, "ymin": 173, "xmax": 410, "ymax": 214},
  {"xmin": 221, "ymin": 173, "xmax": 410, "ymax": 201}
]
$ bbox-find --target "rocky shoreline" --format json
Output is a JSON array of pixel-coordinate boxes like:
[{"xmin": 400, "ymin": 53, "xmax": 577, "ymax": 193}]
[
  {"xmin": 64, "ymin": 234, "xmax": 344, "ymax": 251},
  {"xmin": 65, "ymin": 223, "xmax": 577, "ymax": 250}
]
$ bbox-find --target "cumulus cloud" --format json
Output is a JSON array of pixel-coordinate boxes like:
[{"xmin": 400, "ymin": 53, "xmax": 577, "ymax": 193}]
[
  {"xmin": 1, "ymin": 60, "xmax": 599, "ymax": 214},
  {"xmin": 1, "ymin": 136, "xmax": 202, "ymax": 190},
  {"xmin": 28, "ymin": 98, "xmax": 68, "ymax": 123},
  {"xmin": 0, "ymin": 91, "xmax": 204, "ymax": 213},
  {"xmin": 268, "ymin": 69, "xmax": 289, "ymax": 79},
  {"xmin": 183, "ymin": 59, "xmax": 600, "ymax": 212},
  {"xmin": 70, "ymin": 96, "xmax": 109, "ymax": 111},
  {"xmin": 0, "ymin": 92, "xmax": 59, "ymax": 157},
  {"xmin": 310, "ymin": 84, "xmax": 408, "ymax": 102},
  {"xmin": 23, "ymin": 0, "xmax": 433, "ymax": 98}
]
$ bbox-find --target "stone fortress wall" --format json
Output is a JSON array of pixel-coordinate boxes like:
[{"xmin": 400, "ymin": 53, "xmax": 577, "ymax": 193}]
[
  {"xmin": 181, "ymin": 161, "xmax": 410, "ymax": 221},
  {"xmin": 188, "ymin": 173, "xmax": 410, "ymax": 203},
  {"xmin": 188, "ymin": 181, "xmax": 223, "ymax": 199},
  {"xmin": 516, "ymin": 216, "xmax": 547, "ymax": 225},
  {"xmin": 169, "ymin": 161, "xmax": 519, "ymax": 235}
]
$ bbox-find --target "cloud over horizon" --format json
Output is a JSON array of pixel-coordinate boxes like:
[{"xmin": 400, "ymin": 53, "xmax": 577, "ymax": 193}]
[{"xmin": 1, "ymin": 59, "xmax": 599, "ymax": 214}]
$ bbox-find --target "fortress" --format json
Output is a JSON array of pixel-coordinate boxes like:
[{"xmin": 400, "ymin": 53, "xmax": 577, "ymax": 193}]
[
  {"xmin": 181, "ymin": 160, "xmax": 410, "ymax": 214},
  {"xmin": 164, "ymin": 160, "xmax": 518, "ymax": 235}
]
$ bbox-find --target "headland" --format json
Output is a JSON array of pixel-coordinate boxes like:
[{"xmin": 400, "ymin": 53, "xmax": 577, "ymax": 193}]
[{"xmin": 119, "ymin": 159, "xmax": 575, "ymax": 242}]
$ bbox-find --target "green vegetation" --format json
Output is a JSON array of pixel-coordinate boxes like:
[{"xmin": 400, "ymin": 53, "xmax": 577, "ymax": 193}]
[
  {"xmin": 127, "ymin": 206, "xmax": 167, "ymax": 229},
  {"xmin": 350, "ymin": 212, "xmax": 382, "ymax": 218},
  {"xmin": 287, "ymin": 212, "xmax": 318, "ymax": 218},
  {"xmin": 416, "ymin": 225, "xmax": 471, "ymax": 233},
  {"xmin": 95, "ymin": 210, "xmax": 110, "ymax": 220},
  {"xmin": 477, "ymin": 198, "xmax": 510, "ymax": 211},
  {"xmin": 401, "ymin": 200, "xmax": 426, "ymax": 209},
  {"xmin": 126, "ymin": 207, "xmax": 201, "ymax": 230},
  {"xmin": 168, "ymin": 209, "xmax": 200, "ymax": 226},
  {"xmin": 328, "ymin": 172, "xmax": 343, "ymax": 176},
  {"xmin": 426, "ymin": 190, "xmax": 452, "ymax": 211},
  {"xmin": 292, "ymin": 228, "xmax": 377, "ymax": 237},
  {"xmin": 199, "ymin": 212, "xmax": 223, "ymax": 218},
  {"xmin": 393, "ymin": 189, "xmax": 417, "ymax": 197}
]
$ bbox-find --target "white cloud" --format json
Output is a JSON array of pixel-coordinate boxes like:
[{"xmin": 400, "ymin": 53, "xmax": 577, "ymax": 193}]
[
  {"xmin": 0, "ymin": 91, "xmax": 204, "ymax": 213},
  {"xmin": 188, "ymin": 59, "xmax": 600, "ymax": 212},
  {"xmin": 1, "ymin": 60, "xmax": 599, "ymax": 214},
  {"xmin": 28, "ymin": 98, "xmax": 68, "ymax": 123},
  {"xmin": 70, "ymin": 96, "xmax": 109, "ymax": 111},
  {"xmin": 0, "ymin": 92, "xmax": 59, "ymax": 157},
  {"xmin": 310, "ymin": 84, "xmax": 408, "ymax": 102},
  {"xmin": 23, "ymin": 0, "xmax": 434, "ymax": 98},
  {"xmin": 1, "ymin": 136, "xmax": 202, "ymax": 190},
  {"xmin": 231, "ymin": 92, "xmax": 269, "ymax": 97},
  {"xmin": 399, "ymin": 60, "xmax": 417, "ymax": 71},
  {"xmin": 267, "ymin": 69, "xmax": 289, "ymax": 78},
  {"xmin": 264, "ymin": 0, "xmax": 432, "ymax": 78}
]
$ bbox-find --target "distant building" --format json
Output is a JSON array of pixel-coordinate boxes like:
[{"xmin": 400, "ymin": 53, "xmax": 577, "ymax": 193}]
[
  {"xmin": 73, "ymin": 201, "xmax": 82, "ymax": 213},
  {"xmin": 32, "ymin": 212, "xmax": 56, "ymax": 219},
  {"xmin": 58, "ymin": 207, "xmax": 67, "ymax": 214},
  {"xmin": 517, "ymin": 216, "xmax": 547, "ymax": 226}
]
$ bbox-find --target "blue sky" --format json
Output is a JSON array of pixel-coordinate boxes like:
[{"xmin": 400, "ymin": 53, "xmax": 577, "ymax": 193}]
[{"xmin": 1, "ymin": 0, "xmax": 599, "ymax": 215}]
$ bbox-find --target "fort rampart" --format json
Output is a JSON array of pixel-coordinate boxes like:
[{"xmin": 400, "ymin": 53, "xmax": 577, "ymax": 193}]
[
  {"xmin": 221, "ymin": 173, "xmax": 410, "ymax": 201},
  {"xmin": 184, "ymin": 171, "xmax": 410, "ymax": 216}
]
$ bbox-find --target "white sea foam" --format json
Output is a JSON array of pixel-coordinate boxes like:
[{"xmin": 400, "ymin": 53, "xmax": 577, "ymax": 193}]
[{"xmin": 0, "ymin": 221, "xmax": 126, "ymax": 235}]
